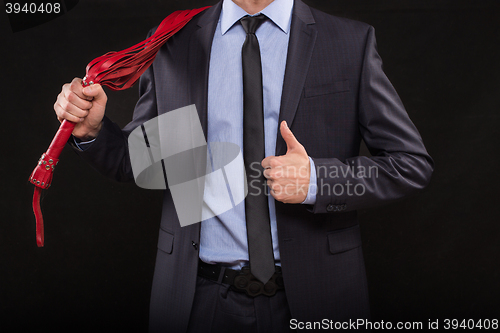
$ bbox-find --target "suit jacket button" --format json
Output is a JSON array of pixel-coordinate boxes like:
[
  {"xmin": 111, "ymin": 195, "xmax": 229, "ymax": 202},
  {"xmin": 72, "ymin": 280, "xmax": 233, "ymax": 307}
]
[
  {"xmin": 327, "ymin": 204, "xmax": 335, "ymax": 212},
  {"xmin": 192, "ymin": 241, "xmax": 198, "ymax": 250}
]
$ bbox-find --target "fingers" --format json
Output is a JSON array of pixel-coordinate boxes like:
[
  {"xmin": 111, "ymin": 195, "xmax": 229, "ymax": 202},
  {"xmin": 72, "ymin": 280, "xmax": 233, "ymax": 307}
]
[
  {"xmin": 54, "ymin": 100, "xmax": 88, "ymax": 123},
  {"xmin": 69, "ymin": 77, "xmax": 92, "ymax": 101},
  {"xmin": 261, "ymin": 148, "xmax": 310, "ymax": 204},
  {"xmin": 54, "ymin": 77, "xmax": 93, "ymax": 123},
  {"xmin": 65, "ymin": 83, "xmax": 94, "ymax": 110},
  {"xmin": 266, "ymin": 181, "xmax": 291, "ymax": 203},
  {"xmin": 261, "ymin": 155, "xmax": 281, "ymax": 170},
  {"xmin": 82, "ymin": 83, "xmax": 107, "ymax": 106},
  {"xmin": 54, "ymin": 92, "xmax": 90, "ymax": 123},
  {"xmin": 266, "ymin": 179, "xmax": 308, "ymax": 204},
  {"xmin": 263, "ymin": 167, "xmax": 272, "ymax": 179},
  {"xmin": 262, "ymin": 159, "xmax": 281, "ymax": 181}
]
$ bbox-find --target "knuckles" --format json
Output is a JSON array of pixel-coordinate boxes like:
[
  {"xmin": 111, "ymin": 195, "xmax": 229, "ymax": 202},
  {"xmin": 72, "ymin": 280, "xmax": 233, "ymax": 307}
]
[
  {"xmin": 55, "ymin": 79, "xmax": 90, "ymax": 122},
  {"xmin": 272, "ymin": 191, "xmax": 287, "ymax": 202},
  {"xmin": 60, "ymin": 99, "xmax": 69, "ymax": 111},
  {"xmin": 67, "ymin": 91, "xmax": 77, "ymax": 104},
  {"xmin": 269, "ymin": 158, "xmax": 281, "ymax": 168},
  {"xmin": 70, "ymin": 78, "xmax": 82, "ymax": 90},
  {"xmin": 261, "ymin": 156, "xmax": 281, "ymax": 168},
  {"xmin": 268, "ymin": 170, "xmax": 280, "ymax": 179}
]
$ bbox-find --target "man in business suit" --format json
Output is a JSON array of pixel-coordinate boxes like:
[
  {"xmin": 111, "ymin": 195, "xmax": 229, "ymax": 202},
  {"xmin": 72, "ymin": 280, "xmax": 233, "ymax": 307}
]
[{"xmin": 54, "ymin": 0, "xmax": 433, "ymax": 331}]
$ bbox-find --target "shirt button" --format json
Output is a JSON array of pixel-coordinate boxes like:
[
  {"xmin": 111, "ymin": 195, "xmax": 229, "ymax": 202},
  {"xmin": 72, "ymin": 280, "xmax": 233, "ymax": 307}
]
[{"xmin": 326, "ymin": 204, "xmax": 335, "ymax": 212}]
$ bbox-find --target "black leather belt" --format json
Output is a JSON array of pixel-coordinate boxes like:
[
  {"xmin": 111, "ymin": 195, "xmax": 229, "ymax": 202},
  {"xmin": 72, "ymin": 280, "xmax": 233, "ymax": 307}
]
[{"xmin": 198, "ymin": 259, "xmax": 284, "ymax": 297}]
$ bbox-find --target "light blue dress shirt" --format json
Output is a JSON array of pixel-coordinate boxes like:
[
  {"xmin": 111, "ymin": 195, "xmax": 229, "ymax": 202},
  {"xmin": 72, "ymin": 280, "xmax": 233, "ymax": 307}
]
[{"xmin": 200, "ymin": 0, "xmax": 316, "ymax": 269}]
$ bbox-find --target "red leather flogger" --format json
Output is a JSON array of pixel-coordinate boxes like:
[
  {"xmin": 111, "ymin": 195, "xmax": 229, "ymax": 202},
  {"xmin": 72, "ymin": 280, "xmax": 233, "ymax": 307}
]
[{"xmin": 29, "ymin": 6, "xmax": 210, "ymax": 247}]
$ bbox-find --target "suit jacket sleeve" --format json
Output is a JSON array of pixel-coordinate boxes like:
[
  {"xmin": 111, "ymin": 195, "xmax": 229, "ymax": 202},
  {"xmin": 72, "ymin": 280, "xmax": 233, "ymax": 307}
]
[{"xmin": 311, "ymin": 26, "xmax": 434, "ymax": 214}]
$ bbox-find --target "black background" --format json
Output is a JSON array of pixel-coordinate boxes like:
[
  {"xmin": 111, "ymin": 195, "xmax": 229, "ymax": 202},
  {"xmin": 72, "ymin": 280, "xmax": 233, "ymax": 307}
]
[{"xmin": 1, "ymin": 0, "xmax": 499, "ymax": 331}]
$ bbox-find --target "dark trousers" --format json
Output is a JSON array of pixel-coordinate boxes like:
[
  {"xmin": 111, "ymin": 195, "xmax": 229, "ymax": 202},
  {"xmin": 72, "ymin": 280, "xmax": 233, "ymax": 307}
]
[{"xmin": 186, "ymin": 275, "xmax": 293, "ymax": 333}]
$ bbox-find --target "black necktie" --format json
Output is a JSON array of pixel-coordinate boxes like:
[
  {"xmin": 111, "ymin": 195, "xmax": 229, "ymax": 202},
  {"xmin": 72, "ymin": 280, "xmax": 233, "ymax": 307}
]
[{"xmin": 241, "ymin": 15, "xmax": 275, "ymax": 284}]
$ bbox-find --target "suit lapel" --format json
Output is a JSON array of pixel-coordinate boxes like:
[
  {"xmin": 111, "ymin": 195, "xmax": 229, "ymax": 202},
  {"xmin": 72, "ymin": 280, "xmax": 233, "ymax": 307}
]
[
  {"xmin": 183, "ymin": 3, "xmax": 221, "ymax": 241},
  {"xmin": 187, "ymin": 2, "xmax": 222, "ymax": 141},
  {"xmin": 275, "ymin": 0, "xmax": 317, "ymax": 155}
]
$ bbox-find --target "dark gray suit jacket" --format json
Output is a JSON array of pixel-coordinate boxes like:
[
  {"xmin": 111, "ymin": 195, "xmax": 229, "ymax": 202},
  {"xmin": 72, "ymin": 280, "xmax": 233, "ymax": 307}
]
[{"xmin": 73, "ymin": 1, "xmax": 433, "ymax": 331}]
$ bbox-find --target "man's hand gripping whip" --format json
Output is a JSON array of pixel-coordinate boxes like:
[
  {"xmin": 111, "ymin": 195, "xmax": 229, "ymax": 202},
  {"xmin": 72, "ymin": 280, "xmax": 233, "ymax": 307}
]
[{"xmin": 28, "ymin": 7, "xmax": 210, "ymax": 247}]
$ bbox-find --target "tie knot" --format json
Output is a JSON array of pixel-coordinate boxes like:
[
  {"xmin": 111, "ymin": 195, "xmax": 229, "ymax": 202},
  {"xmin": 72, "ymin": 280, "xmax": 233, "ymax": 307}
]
[{"xmin": 240, "ymin": 14, "xmax": 266, "ymax": 34}]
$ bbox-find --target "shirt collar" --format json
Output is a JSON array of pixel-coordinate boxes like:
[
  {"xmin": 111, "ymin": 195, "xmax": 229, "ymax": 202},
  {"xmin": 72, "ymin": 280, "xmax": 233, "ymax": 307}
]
[{"xmin": 220, "ymin": 0, "xmax": 294, "ymax": 35}]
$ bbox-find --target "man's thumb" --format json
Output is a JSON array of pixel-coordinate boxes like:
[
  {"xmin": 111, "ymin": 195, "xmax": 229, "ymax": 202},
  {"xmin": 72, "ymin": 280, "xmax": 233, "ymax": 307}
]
[
  {"xmin": 83, "ymin": 84, "xmax": 105, "ymax": 102},
  {"xmin": 281, "ymin": 121, "xmax": 301, "ymax": 153}
]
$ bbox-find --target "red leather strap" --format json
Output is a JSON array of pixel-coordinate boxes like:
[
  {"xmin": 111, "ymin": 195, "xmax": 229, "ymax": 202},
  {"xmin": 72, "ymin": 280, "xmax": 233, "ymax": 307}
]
[
  {"xmin": 83, "ymin": 6, "xmax": 210, "ymax": 90},
  {"xmin": 33, "ymin": 187, "xmax": 44, "ymax": 247},
  {"xmin": 29, "ymin": 6, "xmax": 210, "ymax": 246}
]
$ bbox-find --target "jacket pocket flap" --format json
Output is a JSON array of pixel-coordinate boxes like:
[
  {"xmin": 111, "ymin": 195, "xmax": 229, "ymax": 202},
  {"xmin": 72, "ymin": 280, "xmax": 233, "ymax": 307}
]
[
  {"xmin": 327, "ymin": 224, "xmax": 361, "ymax": 254},
  {"xmin": 304, "ymin": 79, "xmax": 349, "ymax": 98},
  {"xmin": 158, "ymin": 228, "xmax": 174, "ymax": 254}
]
